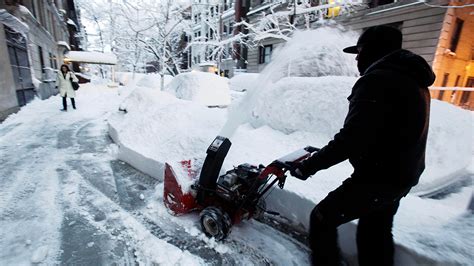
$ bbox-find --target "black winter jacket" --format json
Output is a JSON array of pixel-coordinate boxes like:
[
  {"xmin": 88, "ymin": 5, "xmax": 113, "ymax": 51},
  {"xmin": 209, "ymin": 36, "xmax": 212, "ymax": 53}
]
[{"xmin": 300, "ymin": 49, "xmax": 435, "ymax": 191}]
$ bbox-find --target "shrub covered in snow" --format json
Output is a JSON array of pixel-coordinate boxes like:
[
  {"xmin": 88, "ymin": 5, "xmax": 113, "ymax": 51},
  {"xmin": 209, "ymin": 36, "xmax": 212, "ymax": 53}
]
[{"xmin": 165, "ymin": 72, "xmax": 231, "ymax": 107}]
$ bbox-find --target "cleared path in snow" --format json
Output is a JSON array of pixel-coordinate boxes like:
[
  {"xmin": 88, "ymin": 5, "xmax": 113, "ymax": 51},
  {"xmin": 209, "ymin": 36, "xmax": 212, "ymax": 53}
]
[{"xmin": 0, "ymin": 84, "xmax": 310, "ymax": 265}]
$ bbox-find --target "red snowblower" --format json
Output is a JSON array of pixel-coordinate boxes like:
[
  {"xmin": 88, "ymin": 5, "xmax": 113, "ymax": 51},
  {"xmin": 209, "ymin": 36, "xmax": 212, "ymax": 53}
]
[{"xmin": 163, "ymin": 136, "xmax": 318, "ymax": 240}]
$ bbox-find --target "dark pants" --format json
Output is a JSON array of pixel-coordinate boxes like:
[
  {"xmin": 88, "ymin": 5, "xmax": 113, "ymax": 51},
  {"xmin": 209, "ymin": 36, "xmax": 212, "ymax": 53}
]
[
  {"xmin": 309, "ymin": 179, "xmax": 401, "ymax": 266},
  {"xmin": 62, "ymin": 96, "xmax": 76, "ymax": 110}
]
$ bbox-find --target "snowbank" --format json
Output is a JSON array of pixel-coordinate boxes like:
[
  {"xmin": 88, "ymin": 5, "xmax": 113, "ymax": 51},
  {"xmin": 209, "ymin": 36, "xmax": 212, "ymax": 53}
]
[
  {"xmin": 414, "ymin": 100, "xmax": 473, "ymax": 193},
  {"xmin": 115, "ymin": 72, "xmax": 173, "ymax": 89},
  {"xmin": 219, "ymin": 27, "xmax": 359, "ymax": 137},
  {"xmin": 250, "ymin": 76, "xmax": 355, "ymax": 138},
  {"xmin": 165, "ymin": 72, "xmax": 231, "ymax": 107},
  {"xmin": 109, "ymin": 86, "xmax": 227, "ymax": 186},
  {"xmin": 229, "ymin": 73, "xmax": 260, "ymax": 92},
  {"xmin": 136, "ymin": 73, "xmax": 173, "ymax": 89}
]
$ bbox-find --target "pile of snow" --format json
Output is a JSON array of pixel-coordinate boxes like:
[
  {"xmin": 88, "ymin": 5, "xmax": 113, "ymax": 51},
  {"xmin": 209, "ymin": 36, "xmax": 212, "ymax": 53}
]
[
  {"xmin": 229, "ymin": 73, "xmax": 260, "ymax": 92},
  {"xmin": 414, "ymin": 100, "xmax": 473, "ymax": 193},
  {"xmin": 165, "ymin": 72, "xmax": 231, "ymax": 107},
  {"xmin": 247, "ymin": 76, "xmax": 472, "ymax": 193},
  {"xmin": 109, "ymin": 86, "xmax": 227, "ymax": 186},
  {"xmin": 115, "ymin": 72, "xmax": 174, "ymax": 88},
  {"xmin": 250, "ymin": 76, "xmax": 355, "ymax": 138},
  {"xmin": 136, "ymin": 73, "xmax": 173, "ymax": 89},
  {"xmin": 273, "ymin": 28, "xmax": 359, "ymax": 78},
  {"xmin": 220, "ymin": 26, "xmax": 358, "ymax": 137}
]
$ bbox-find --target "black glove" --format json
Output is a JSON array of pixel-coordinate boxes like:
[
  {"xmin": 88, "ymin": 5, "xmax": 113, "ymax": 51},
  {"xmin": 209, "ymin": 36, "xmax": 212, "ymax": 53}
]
[{"xmin": 286, "ymin": 161, "xmax": 310, "ymax": 181}]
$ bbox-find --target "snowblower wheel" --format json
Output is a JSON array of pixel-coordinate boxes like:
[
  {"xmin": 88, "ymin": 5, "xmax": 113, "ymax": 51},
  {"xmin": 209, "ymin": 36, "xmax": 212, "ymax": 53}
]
[
  {"xmin": 254, "ymin": 198, "xmax": 267, "ymax": 220},
  {"xmin": 199, "ymin": 206, "xmax": 232, "ymax": 240}
]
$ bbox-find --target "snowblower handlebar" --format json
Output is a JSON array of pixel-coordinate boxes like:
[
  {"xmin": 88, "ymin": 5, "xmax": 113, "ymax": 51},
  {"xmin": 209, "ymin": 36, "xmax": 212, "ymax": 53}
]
[{"xmin": 258, "ymin": 146, "xmax": 319, "ymax": 189}]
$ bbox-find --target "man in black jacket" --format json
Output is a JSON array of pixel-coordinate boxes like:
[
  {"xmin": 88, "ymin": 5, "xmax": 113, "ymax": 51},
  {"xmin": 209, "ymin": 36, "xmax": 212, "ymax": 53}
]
[{"xmin": 290, "ymin": 26, "xmax": 435, "ymax": 265}]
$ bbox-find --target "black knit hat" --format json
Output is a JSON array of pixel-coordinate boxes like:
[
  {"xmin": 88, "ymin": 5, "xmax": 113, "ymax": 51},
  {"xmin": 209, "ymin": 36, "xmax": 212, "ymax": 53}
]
[{"xmin": 343, "ymin": 25, "xmax": 403, "ymax": 54}]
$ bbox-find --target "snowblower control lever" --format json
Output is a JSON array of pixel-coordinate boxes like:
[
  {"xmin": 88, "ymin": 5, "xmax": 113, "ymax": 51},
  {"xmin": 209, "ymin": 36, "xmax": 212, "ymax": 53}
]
[{"xmin": 258, "ymin": 146, "xmax": 319, "ymax": 190}]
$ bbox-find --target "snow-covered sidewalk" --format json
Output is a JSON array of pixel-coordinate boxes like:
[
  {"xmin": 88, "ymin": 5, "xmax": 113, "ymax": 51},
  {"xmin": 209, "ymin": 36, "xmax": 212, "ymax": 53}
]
[{"xmin": 0, "ymin": 84, "xmax": 204, "ymax": 265}]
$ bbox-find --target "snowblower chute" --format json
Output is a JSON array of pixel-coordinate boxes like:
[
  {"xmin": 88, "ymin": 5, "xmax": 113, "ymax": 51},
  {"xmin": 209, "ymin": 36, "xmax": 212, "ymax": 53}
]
[{"xmin": 163, "ymin": 135, "xmax": 319, "ymax": 240}]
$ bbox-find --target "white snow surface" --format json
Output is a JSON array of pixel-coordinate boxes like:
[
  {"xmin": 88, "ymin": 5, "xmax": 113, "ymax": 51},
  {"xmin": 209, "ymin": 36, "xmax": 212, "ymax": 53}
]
[
  {"xmin": 229, "ymin": 73, "xmax": 260, "ymax": 92},
  {"xmin": 65, "ymin": 51, "xmax": 118, "ymax": 65},
  {"xmin": 0, "ymin": 83, "xmax": 204, "ymax": 265},
  {"xmin": 165, "ymin": 72, "xmax": 231, "ymax": 107}
]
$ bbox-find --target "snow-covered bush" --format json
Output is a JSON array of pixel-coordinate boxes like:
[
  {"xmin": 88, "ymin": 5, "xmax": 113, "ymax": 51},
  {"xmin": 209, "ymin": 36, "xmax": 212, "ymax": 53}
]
[{"xmin": 165, "ymin": 72, "xmax": 231, "ymax": 107}]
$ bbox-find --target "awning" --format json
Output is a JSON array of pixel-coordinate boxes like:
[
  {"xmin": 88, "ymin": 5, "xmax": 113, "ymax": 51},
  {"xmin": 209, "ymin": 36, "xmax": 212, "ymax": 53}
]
[
  {"xmin": 67, "ymin": 18, "xmax": 78, "ymax": 29},
  {"xmin": 57, "ymin": 41, "xmax": 70, "ymax": 50},
  {"xmin": 64, "ymin": 51, "xmax": 117, "ymax": 65}
]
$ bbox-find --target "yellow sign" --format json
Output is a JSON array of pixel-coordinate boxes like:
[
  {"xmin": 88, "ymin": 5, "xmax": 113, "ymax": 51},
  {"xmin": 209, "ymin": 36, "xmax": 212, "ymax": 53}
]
[{"xmin": 327, "ymin": 0, "xmax": 341, "ymax": 18}]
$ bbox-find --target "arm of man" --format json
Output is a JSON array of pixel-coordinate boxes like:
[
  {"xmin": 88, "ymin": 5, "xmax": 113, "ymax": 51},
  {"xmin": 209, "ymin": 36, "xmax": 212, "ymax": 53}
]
[{"xmin": 299, "ymin": 75, "xmax": 382, "ymax": 176}]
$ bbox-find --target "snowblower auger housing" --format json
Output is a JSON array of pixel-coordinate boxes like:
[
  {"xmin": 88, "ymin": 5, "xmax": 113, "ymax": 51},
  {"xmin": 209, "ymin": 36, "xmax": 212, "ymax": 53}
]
[{"xmin": 163, "ymin": 135, "xmax": 318, "ymax": 240}]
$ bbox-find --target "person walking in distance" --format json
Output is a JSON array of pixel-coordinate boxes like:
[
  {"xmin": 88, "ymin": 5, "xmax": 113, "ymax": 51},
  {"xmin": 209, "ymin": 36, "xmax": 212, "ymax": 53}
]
[
  {"xmin": 289, "ymin": 26, "xmax": 435, "ymax": 265},
  {"xmin": 56, "ymin": 64, "xmax": 79, "ymax": 111}
]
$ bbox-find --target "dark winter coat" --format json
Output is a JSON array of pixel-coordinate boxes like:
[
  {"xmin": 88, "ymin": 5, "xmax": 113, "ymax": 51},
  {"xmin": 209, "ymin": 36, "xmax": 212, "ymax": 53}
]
[{"xmin": 300, "ymin": 49, "xmax": 435, "ymax": 194}]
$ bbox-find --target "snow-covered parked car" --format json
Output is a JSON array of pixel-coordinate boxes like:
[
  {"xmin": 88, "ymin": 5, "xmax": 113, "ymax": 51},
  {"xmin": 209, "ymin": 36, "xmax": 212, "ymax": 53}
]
[
  {"xmin": 165, "ymin": 72, "xmax": 231, "ymax": 107},
  {"xmin": 229, "ymin": 73, "xmax": 260, "ymax": 92}
]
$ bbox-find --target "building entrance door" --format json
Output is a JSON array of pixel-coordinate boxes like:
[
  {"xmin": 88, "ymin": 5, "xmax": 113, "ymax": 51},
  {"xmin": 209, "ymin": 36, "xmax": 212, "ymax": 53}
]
[{"xmin": 5, "ymin": 25, "xmax": 34, "ymax": 106}]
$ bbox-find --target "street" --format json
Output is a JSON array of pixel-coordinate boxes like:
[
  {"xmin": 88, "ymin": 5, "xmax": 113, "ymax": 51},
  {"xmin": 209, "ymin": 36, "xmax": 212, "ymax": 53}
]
[{"xmin": 0, "ymin": 86, "xmax": 310, "ymax": 265}]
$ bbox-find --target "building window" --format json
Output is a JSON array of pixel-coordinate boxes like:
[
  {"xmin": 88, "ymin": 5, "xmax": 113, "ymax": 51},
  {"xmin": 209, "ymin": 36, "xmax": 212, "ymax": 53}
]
[
  {"xmin": 460, "ymin": 91, "xmax": 471, "ymax": 106},
  {"xmin": 259, "ymin": 45, "xmax": 273, "ymax": 64},
  {"xmin": 38, "ymin": 46, "xmax": 45, "ymax": 73},
  {"xmin": 459, "ymin": 77, "xmax": 474, "ymax": 106},
  {"xmin": 49, "ymin": 52, "xmax": 57, "ymax": 69},
  {"xmin": 450, "ymin": 18, "xmax": 464, "ymax": 53},
  {"xmin": 454, "ymin": 75, "xmax": 461, "ymax": 87},
  {"xmin": 441, "ymin": 73, "xmax": 449, "ymax": 86},
  {"xmin": 31, "ymin": 0, "xmax": 36, "ymax": 19}
]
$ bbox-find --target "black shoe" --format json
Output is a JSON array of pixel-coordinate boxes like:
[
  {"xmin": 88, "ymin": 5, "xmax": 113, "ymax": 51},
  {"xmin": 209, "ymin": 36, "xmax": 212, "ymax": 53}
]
[
  {"xmin": 72, "ymin": 106, "xmax": 76, "ymax": 109},
  {"xmin": 60, "ymin": 108, "xmax": 67, "ymax": 112}
]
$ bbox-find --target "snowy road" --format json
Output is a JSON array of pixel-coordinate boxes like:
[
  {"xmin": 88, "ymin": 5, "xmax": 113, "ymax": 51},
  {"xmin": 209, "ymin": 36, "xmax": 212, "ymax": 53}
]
[{"xmin": 0, "ymin": 85, "xmax": 310, "ymax": 265}]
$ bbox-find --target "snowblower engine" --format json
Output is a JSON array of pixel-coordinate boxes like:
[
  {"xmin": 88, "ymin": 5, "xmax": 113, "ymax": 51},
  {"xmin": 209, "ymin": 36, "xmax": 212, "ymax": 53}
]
[
  {"xmin": 163, "ymin": 135, "xmax": 319, "ymax": 240},
  {"xmin": 215, "ymin": 163, "xmax": 265, "ymax": 203}
]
